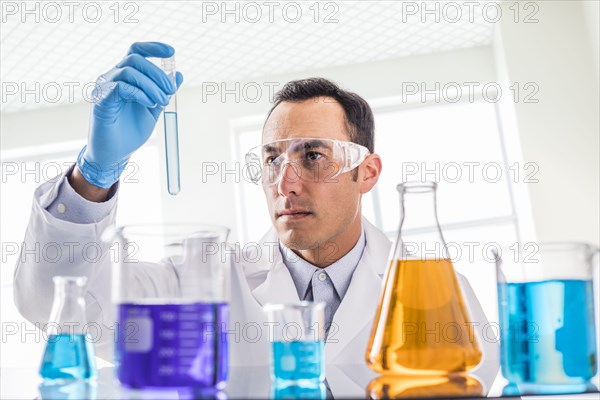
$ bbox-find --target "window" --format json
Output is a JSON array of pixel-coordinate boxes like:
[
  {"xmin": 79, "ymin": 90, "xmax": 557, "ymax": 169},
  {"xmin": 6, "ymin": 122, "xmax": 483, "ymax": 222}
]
[{"xmin": 230, "ymin": 122, "xmax": 272, "ymax": 244}]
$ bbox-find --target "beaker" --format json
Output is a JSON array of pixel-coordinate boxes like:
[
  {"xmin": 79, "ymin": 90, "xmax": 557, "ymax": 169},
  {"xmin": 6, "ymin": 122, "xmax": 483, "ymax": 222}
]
[
  {"xmin": 263, "ymin": 302, "xmax": 326, "ymax": 385},
  {"xmin": 366, "ymin": 181, "xmax": 483, "ymax": 374},
  {"xmin": 494, "ymin": 242, "xmax": 598, "ymax": 387},
  {"xmin": 110, "ymin": 224, "xmax": 230, "ymax": 389},
  {"xmin": 271, "ymin": 382, "xmax": 326, "ymax": 399},
  {"xmin": 39, "ymin": 276, "xmax": 97, "ymax": 381}
]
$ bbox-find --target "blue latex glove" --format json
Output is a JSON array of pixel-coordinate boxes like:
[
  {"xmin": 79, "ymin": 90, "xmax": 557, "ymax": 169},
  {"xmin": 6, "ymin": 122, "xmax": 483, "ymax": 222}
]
[{"xmin": 77, "ymin": 42, "xmax": 184, "ymax": 188}]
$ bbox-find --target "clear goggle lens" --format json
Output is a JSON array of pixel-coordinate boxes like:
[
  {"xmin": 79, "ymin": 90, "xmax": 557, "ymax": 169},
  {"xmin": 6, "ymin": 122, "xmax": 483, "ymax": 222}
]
[{"xmin": 245, "ymin": 137, "xmax": 370, "ymax": 186}]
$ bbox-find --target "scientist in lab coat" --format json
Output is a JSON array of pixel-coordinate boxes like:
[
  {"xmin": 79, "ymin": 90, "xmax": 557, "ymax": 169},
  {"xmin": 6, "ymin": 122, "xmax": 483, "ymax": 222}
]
[{"xmin": 13, "ymin": 42, "xmax": 496, "ymax": 379}]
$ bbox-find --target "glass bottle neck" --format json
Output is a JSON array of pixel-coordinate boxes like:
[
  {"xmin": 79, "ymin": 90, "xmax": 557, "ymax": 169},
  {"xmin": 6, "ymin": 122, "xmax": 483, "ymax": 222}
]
[
  {"xmin": 396, "ymin": 182, "xmax": 449, "ymax": 260},
  {"xmin": 48, "ymin": 276, "xmax": 88, "ymax": 336}
]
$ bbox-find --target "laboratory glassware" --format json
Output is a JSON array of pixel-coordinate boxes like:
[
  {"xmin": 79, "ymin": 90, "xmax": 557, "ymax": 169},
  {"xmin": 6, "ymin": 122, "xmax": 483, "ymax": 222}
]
[
  {"xmin": 366, "ymin": 181, "xmax": 483, "ymax": 374},
  {"xmin": 367, "ymin": 374, "xmax": 484, "ymax": 398},
  {"xmin": 111, "ymin": 224, "xmax": 230, "ymax": 389},
  {"xmin": 38, "ymin": 379, "xmax": 97, "ymax": 399},
  {"xmin": 39, "ymin": 276, "xmax": 97, "ymax": 381},
  {"xmin": 494, "ymin": 242, "xmax": 598, "ymax": 387},
  {"xmin": 263, "ymin": 302, "xmax": 326, "ymax": 385},
  {"xmin": 161, "ymin": 56, "xmax": 180, "ymax": 195},
  {"xmin": 271, "ymin": 382, "xmax": 326, "ymax": 399}
]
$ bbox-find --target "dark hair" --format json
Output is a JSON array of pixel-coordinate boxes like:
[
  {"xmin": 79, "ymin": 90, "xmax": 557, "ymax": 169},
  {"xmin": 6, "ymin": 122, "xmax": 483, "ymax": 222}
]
[{"xmin": 266, "ymin": 78, "xmax": 375, "ymax": 153}]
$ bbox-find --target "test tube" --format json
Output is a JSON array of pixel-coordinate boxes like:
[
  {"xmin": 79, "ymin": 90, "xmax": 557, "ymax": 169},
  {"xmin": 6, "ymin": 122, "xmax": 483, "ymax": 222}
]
[{"xmin": 161, "ymin": 56, "xmax": 180, "ymax": 195}]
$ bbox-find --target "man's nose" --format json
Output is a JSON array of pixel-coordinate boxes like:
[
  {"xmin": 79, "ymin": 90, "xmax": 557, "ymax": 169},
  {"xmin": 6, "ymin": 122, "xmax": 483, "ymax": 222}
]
[{"xmin": 277, "ymin": 161, "xmax": 303, "ymax": 196}]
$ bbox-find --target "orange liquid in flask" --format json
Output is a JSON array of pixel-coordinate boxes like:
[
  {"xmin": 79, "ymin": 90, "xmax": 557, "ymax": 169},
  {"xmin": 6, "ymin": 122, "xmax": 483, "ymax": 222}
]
[{"xmin": 366, "ymin": 258, "xmax": 483, "ymax": 375}]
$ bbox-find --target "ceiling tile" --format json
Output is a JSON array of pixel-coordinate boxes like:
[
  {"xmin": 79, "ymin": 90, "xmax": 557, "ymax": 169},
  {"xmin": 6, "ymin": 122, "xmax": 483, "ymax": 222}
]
[{"xmin": 1, "ymin": 1, "xmax": 495, "ymax": 113}]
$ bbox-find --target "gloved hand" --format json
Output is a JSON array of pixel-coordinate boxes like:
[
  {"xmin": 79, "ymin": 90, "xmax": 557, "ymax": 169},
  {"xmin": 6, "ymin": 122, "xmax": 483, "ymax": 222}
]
[{"xmin": 77, "ymin": 42, "xmax": 184, "ymax": 188}]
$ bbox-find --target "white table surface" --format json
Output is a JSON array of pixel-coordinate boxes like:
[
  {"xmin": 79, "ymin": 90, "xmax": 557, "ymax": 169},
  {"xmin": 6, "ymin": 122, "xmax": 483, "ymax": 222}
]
[{"xmin": 2, "ymin": 363, "xmax": 599, "ymax": 399}]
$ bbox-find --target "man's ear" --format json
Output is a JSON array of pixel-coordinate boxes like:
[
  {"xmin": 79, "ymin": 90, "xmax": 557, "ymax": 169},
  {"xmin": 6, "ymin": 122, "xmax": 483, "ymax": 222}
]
[{"xmin": 359, "ymin": 154, "xmax": 382, "ymax": 194}]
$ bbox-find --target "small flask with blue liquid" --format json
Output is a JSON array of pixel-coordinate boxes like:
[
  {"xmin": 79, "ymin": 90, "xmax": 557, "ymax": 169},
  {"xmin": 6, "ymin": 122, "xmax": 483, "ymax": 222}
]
[{"xmin": 39, "ymin": 276, "xmax": 97, "ymax": 381}]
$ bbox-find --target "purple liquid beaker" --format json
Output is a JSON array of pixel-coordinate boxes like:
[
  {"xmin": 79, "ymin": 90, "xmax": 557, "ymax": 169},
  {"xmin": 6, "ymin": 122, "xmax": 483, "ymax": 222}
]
[{"xmin": 110, "ymin": 224, "xmax": 230, "ymax": 389}]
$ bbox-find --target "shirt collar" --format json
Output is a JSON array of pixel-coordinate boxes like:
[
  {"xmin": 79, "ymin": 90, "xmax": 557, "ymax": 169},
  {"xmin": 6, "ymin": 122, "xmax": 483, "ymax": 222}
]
[{"xmin": 280, "ymin": 226, "xmax": 367, "ymax": 300}]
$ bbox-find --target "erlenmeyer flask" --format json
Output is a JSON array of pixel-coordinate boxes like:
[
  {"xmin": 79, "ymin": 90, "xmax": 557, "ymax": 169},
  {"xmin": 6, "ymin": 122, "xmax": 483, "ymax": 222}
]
[
  {"xmin": 366, "ymin": 374, "xmax": 484, "ymax": 398},
  {"xmin": 40, "ymin": 276, "xmax": 97, "ymax": 381},
  {"xmin": 366, "ymin": 181, "xmax": 482, "ymax": 374}
]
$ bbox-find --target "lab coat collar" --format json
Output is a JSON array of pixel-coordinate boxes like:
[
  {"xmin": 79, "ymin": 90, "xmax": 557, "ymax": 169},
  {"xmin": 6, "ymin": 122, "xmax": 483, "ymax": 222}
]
[
  {"xmin": 325, "ymin": 219, "xmax": 391, "ymax": 362},
  {"xmin": 249, "ymin": 218, "xmax": 391, "ymax": 361},
  {"xmin": 249, "ymin": 229, "xmax": 301, "ymax": 305}
]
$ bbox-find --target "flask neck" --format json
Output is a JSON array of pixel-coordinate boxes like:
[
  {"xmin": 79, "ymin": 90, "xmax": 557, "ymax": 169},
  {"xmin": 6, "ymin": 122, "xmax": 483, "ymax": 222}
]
[
  {"xmin": 396, "ymin": 182, "xmax": 448, "ymax": 260},
  {"xmin": 48, "ymin": 276, "xmax": 88, "ymax": 336}
]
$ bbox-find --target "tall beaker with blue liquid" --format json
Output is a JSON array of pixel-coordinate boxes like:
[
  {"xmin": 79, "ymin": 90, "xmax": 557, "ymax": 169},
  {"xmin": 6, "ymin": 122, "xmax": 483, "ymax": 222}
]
[
  {"xmin": 494, "ymin": 242, "xmax": 598, "ymax": 389},
  {"xmin": 39, "ymin": 276, "xmax": 97, "ymax": 381},
  {"xmin": 111, "ymin": 224, "xmax": 230, "ymax": 389}
]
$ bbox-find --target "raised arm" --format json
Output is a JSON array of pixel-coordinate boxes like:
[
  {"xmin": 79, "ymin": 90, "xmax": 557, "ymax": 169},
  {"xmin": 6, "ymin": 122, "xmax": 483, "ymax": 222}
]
[{"xmin": 13, "ymin": 41, "xmax": 184, "ymax": 361}]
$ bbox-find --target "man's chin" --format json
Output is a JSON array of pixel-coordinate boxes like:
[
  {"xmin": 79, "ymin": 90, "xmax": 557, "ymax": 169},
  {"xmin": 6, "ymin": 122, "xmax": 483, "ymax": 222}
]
[{"xmin": 276, "ymin": 226, "xmax": 317, "ymax": 250}]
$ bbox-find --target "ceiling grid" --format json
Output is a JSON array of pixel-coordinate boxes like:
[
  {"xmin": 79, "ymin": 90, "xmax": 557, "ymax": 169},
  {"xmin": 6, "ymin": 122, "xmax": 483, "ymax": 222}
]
[{"xmin": 1, "ymin": 1, "xmax": 495, "ymax": 113}]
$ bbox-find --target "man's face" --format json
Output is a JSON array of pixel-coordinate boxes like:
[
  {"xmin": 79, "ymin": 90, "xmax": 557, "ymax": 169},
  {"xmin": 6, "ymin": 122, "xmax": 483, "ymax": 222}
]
[{"xmin": 262, "ymin": 97, "xmax": 363, "ymax": 250}]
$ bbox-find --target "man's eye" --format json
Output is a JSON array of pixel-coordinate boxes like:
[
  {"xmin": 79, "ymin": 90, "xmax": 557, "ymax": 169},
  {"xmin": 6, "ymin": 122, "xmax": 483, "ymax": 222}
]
[
  {"xmin": 305, "ymin": 151, "xmax": 322, "ymax": 161},
  {"xmin": 264, "ymin": 156, "xmax": 280, "ymax": 166}
]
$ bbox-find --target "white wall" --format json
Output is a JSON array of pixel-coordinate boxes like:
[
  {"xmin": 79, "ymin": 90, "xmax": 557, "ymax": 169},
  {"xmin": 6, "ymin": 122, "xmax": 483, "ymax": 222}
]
[
  {"xmin": 493, "ymin": 0, "xmax": 600, "ymax": 245},
  {"xmin": 582, "ymin": 0, "xmax": 600, "ymax": 86}
]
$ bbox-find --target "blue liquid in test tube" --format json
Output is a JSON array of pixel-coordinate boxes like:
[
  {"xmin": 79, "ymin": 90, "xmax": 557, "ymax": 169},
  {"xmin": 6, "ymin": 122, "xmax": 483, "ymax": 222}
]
[{"xmin": 162, "ymin": 56, "xmax": 180, "ymax": 195}]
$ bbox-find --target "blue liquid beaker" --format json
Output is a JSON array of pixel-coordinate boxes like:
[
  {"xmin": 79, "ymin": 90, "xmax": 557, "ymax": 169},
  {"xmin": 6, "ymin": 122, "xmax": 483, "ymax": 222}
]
[
  {"xmin": 495, "ymin": 243, "xmax": 598, "ymax": 386},
  {"xmin": 271, "ymin": 340, "xmax": 325, "ymax": 382},
  {"xmin": 271, "ymin": 381, "xmax": 326, "ymax": 399},
  {"xmin": 264, "ymin": 302, "xmax": 326, "ymax": 385}
]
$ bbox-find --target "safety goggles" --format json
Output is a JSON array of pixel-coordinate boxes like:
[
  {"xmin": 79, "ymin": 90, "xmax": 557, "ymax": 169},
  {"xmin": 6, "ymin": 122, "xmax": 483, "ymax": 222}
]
[{"xmin": 245, "ymin": 137, "xmax": 370, "ymax": 187}]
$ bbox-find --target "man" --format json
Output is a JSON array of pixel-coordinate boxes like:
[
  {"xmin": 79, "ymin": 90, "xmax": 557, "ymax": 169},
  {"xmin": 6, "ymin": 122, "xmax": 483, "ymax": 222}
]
[{"xmin": 13, "ymin": 42, "xmax": 493, "ymax": 376}]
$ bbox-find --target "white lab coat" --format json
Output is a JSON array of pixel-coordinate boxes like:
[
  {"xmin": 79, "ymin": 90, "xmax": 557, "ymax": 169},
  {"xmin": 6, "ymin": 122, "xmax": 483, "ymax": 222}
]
[{"xmin": 13, "ymin": 172, "xmax": 499, "ymax": 388}]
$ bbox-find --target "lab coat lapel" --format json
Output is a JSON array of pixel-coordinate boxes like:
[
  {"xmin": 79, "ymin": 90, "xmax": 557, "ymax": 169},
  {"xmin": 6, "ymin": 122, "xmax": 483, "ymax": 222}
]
[
  {"xmin": 250, "ymin": 230, "xmax": 300, "ymax": 306},
  {"xmin": 245, "ymin": 219, "xmax": 392, "ymax": 363},
  {"xmin": 325, "ymin": 219, "xmax": 391, "ymax": 362}
]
